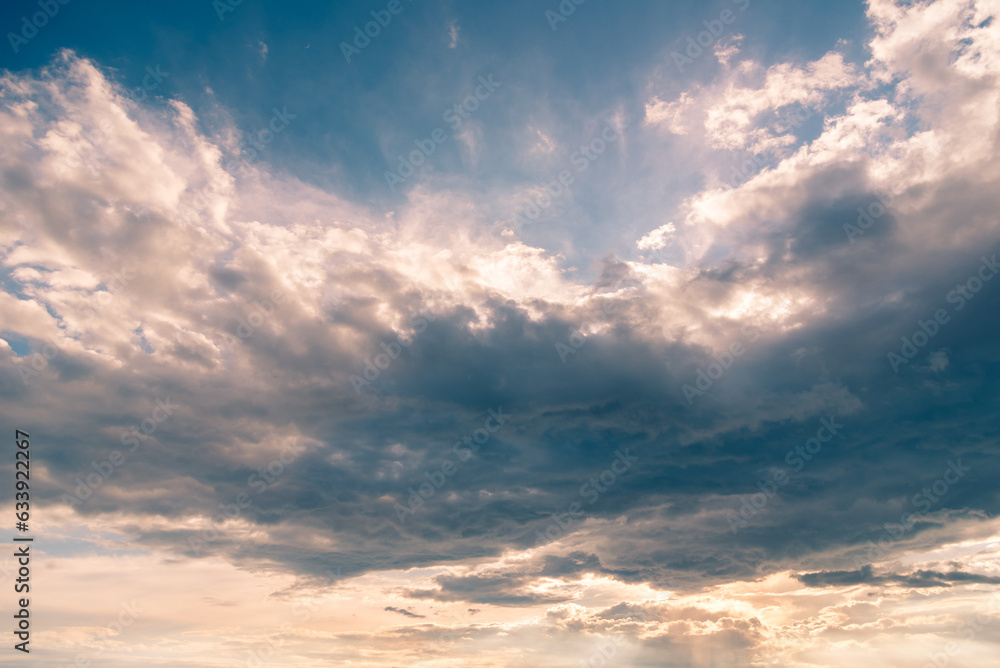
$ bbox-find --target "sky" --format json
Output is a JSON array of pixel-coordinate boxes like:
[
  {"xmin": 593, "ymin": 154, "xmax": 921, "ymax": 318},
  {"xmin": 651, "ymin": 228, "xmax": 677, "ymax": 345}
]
[{"xmin": 1, "ymin": 0, "xmax": 1000, "ymax": 666}]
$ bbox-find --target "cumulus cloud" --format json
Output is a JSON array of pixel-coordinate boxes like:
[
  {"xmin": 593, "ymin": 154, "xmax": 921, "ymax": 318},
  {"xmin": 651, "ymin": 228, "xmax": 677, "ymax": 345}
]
[
  {"xmin": 4, "ymin": 0, "xmax": 1000, "ymax": 664},
  {"xmin": 636, "ymin": 222, "xmax": 676, "ymax": 250}
]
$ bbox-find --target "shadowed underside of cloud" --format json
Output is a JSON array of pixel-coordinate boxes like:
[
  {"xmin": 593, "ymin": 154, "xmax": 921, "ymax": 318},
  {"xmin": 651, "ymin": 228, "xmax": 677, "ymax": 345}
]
[
  {"xmin": 386, "ymin": 606, "xmax": 426, "ymax": 618},
  {"xmin": 798, "ymin": 564, "xmax": 1000, "ymax": 588},
  {"xmin": 2, "ymin": 0, "xmax": 1000, "ymax": 665},
  {"xmin": 0, "ymin": 0, "xmax": 997, "ymax": 588}
]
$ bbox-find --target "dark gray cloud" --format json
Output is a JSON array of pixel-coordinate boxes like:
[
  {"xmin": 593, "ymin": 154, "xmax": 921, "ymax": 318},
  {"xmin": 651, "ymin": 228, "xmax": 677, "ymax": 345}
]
[
  {"xmin": 798, "ymin": 565, "xmax": 1000, "ymax": 588},
  {"xmin": 2, "ymin": 16, "xmax": 1000, "ymax": 658},
  {"xmin": 385, "ymin": 606, "xmax": 425, "ymax": 618}
]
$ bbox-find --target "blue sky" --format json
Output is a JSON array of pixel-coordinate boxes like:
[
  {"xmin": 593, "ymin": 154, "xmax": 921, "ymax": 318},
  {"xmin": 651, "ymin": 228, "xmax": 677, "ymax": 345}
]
[
  {"xmin": 2, "ymin": 0, "xmax": 1000, "ymax": 666},
  {"xmin": 1, "ymin": 0, "xmax": 873, "ymax": 271}
]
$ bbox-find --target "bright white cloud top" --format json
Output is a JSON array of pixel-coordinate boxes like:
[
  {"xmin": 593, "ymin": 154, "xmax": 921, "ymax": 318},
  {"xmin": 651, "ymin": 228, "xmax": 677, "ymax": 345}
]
[{"xmin": 2, "ymin": 0, "xmax": 1000, "ymax": 666}]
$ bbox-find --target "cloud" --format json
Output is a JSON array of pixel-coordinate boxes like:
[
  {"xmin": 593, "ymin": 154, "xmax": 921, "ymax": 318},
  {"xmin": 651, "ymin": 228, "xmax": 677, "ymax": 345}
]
[
  {"xmin": 798, "ymin": 565, "xmax": 1000, "ymax": 588},
  {"xmin": 645, "ymin": 51, "xmax": 862, "ymax": 153},
  {"xmin": 636, "ymin": 222, "xmax": 676, "ymax": 250},
  {"xmin": 385, "ymin": 606, "xmax": 426, "ymax": 618},
  {"xmin": 4, "ymin": 8, "xmax": 999, "ymax": 593},
  {"xmin": 645, "ymin": 93, "xmax": 694, "ymax": 134},
  {"xmin": 4, "ymin": 0, "xmax": 1000, "ymax": 664}
]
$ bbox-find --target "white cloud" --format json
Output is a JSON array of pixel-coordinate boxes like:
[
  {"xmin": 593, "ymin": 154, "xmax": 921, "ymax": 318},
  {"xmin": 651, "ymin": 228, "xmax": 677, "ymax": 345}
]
[
  {"xmin": 636, "ymin": 222, "xmax": 677, "ymax": 250},
  {"xmin": 5, "ymin": 0, "xmax": 1000, "ymax": 662},
  {"xmin": 645, "ymin": 93, "xmax": 694, "ymax": 134}
]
